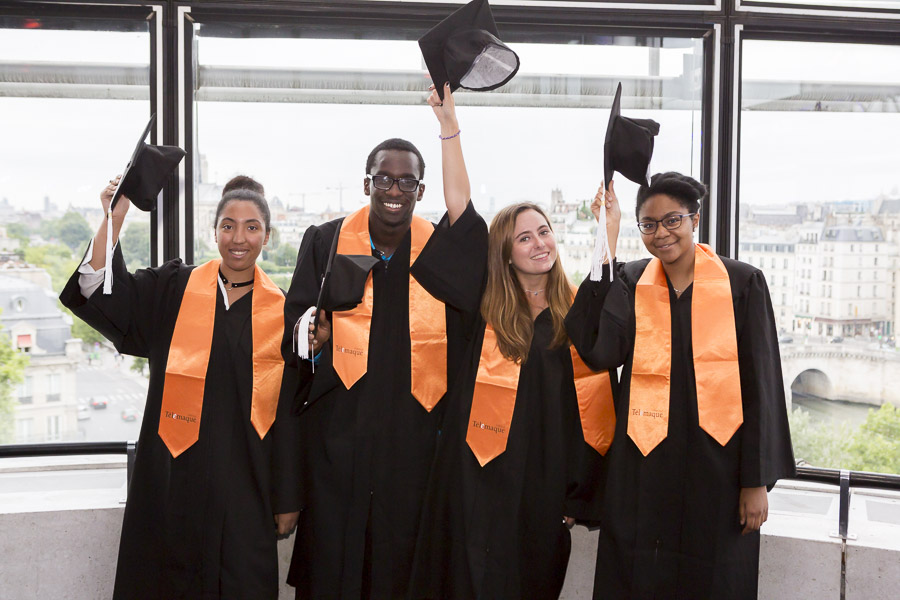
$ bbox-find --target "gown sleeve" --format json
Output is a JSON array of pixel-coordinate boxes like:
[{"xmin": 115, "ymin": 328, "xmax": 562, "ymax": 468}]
[
  {"xmin": 735, "ymin": 269, "xmax": 796, "ymax": 488},
  {"xmin": 565, "ymin": 261, "xmax": 633, "ymax": 372},
  {"xmin": 59, "ymin": 244, "xmax": 181, "ymax": 358},
  {"xmin": 270, "ymin": 327, "xmax": 305, "ymax": 514},
  {"xmin": 410, "ymin": 200, "xmax": 488, "ymax": 315}
]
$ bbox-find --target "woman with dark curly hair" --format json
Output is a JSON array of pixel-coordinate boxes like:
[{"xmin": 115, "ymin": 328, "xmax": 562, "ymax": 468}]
[{"xmin": 566, "ymin": 172, "xmax": 795, "ymax": 599}]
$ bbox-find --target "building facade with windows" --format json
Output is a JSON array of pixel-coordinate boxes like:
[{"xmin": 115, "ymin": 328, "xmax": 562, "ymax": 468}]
[{"xmin": 0, "ymin": 272, "xmax": 81, "ymax": 443}]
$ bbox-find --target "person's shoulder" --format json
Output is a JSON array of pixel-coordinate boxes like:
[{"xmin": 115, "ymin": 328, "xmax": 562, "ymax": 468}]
[
  {"xmin": 721, "ymin": 256, "xmax": 763, "ymax": 288},
  {"xmin": 621, "ymin": 258, "xmax": 653, "ymax": 282}
]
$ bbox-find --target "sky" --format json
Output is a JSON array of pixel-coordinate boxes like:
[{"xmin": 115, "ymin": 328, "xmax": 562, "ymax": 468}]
[{"xmin": 1, "ymin": 29, "xmax": 899, "ymax": 222}]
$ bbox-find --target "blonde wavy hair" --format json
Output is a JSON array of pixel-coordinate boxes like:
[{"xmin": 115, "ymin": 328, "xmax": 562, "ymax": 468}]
[{"xmin": 481, "ymin": 203, "xmax": 573, "ymax": 364}]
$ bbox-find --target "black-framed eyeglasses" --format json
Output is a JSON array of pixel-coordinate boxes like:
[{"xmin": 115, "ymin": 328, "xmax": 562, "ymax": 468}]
[
  {"xmin": 366, "ymin": 174, "xmax": 422, "ymax": 193},
  {"xmin": 637, "ymin": 213, "xmax": 696, "ymax": 235}
]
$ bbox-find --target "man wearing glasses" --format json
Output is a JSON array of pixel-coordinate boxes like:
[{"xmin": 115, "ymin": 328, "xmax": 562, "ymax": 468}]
[{"xmin": 283, "ymin": 138, "xmax": 488, "ymax": 599}]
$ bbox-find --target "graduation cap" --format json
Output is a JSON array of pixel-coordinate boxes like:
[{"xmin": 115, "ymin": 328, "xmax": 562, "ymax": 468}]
[
  {"xmin": 419, "ymin": 0, "xmax": 520, "ymax": 101},
  {"xmin": 110, "ymin": 114, "xmax": 186, "ymax": 212},
  {"xmin": 295, "ymin": 222, "xmax": 379, "ymax": 365},
  {"xmin": 102, "ymin": 115, "xmax": 185, "ymax": 294},
  {"xmin": 604, "ymin": 82, "xmax": 660, "ymax": 187}
]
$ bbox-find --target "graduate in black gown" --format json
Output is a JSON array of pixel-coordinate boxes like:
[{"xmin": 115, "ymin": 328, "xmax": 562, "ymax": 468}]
[
  {"xmin": 566, "ymin": 173, "xmax": 795, "ymax": 600},
  {"xmin": 408, "ymin": 84, "xmax": 616, "ymax": 600},
  {"xmin": 60, "ymin": 176, "xmax": 302, "ymax": 599},
  {"xmin": 283, "ymin": 126, "xmax": 488, "ymax": 598}
]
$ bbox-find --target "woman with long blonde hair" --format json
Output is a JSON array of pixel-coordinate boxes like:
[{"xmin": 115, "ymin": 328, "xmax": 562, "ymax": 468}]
[{"xmin": 409, "ymin": 84, "xmax": 615, "ymax": 600}]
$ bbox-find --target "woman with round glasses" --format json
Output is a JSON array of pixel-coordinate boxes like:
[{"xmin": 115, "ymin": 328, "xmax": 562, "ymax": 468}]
[
  {"xmin": 408, "ymin": 83, "xmax": 615, "ymax": 600},
  {"xmin": 565, "ymin": 172, "xmax": 795, "ymax": 599}
]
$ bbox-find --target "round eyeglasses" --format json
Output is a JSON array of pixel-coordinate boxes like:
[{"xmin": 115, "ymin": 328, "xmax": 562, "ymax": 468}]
[
  {"xmin": 637, "ymin": 213, "xmax": 696, "ymax": 235},
  {"xmin": 366, "ymin": 174, "xmax": 422, "ymax": 193}
]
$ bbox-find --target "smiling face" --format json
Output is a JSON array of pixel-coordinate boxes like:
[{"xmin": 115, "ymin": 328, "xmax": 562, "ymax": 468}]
[
  {"xmin": 637, "ymin": 193, "xmax": 699, "ymax": 265},
  {"xmin": 215, "ymin": 199, "xmax": 269, "ymax": 278},
  {"xmin": 364, "ymin": 149, "xmax": 424, "ymax": 232},
  {"xmin": 508, "ymin": 208, "xmax": 557, "ymax": 278}
]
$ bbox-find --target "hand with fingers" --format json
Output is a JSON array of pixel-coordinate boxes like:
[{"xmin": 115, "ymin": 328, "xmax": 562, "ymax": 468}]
[
  {"xmin": 427, "ymin": 82, "xmax": 460, "ymax": 140},
  {"xmin": 739, "ymin": 486, "xmax": 769, "ymax": 535},
  {"xmin": 591, "ymin": 180, "xmax": 621, "ymax": 260},
  {"xmin": 101, "ymin": 174, "xmax": 131, "ymax": 222},
  {"xmin": 307, "ymin": 309, "xmax": 332, "ymax": 358}
]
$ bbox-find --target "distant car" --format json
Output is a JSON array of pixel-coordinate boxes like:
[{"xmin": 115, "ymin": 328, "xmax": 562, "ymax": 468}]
[
  {"xmin": 89, "ymin": 397, "xmax": 107, "ymax": 409},
  {"xmin": 829, "ymin": 336, "xmax": 844, "ymax": 344},
  {"xmin": 778, "ymin": 335, "xmax": 793, "ymax": 344},
  {"xmin": 121, "ymin": 407, "xmax": 140, "ymax": 422},
  {"xmin": 77, "ymin": 405, "xmax": 91, "ymax": 421}
]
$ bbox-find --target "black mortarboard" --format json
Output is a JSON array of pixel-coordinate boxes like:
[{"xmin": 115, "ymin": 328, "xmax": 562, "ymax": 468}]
[
  {"xmin": 604, "ymin": 82, "xmax": 660, "ymax": 187},
  {"xmin": 111, "ymin": 114, "xmax": 186, "ymax": 211},
  {"xmin": 316, "ymin": 221, "xmax": 379, "ymax": 316},
  {"xmin": 418, "ymin": 0, "xmax": 520, "ymax": 101}
]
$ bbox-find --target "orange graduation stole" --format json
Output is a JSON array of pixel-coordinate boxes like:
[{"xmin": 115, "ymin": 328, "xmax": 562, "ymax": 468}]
[
  {"xmin": 629, "ymin": 243, "xmax": 742, "ymax": 456},
  {"xmin": 330, "ymin": 206, "xmax": 448, "ymax": 411},
  {"xmin": 158, "ymin": 259, "xmax": 286, "ymax": 458},
  {"xmin": 466, "ymin": 320, "xmax": 616, "ymax": 468}
]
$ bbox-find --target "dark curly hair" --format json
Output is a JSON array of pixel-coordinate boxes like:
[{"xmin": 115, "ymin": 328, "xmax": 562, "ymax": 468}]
[
  {"xmin": 222, "ymin": 175, "xmax": 264, "ymax": 197},
  {"xmin": 635, "ymin": 172, "xmax": 707, "ymax": 219},
  {"xmin": 365, "ymin": 138, "xmax": 425, "ymax": 180}
]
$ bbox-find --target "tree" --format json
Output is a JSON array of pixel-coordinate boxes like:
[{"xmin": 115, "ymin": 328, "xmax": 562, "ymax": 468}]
[
  {"xmin": 846, "ymin": 403, "xmax": 900, "ymax": 474},
  {"xmin": 272, "ymin": 243, "xmax": 299, "ymax": 267},
  {"xmin": 54, "ymin": 211, "xmax": 94, "ymax": 252},
  {"xmin": 23, "ymin": 243, "xmax": 78, "ymax": 293},
  {"xmin": 6, "ymin": 223, "xmax": 31, "ymax": 247},
  {"xmin": 66, "ymin": 307, "xmax": 106, "ymax": 346},
  {"xmin": 788, "ymin": 404, "xmax": 900, "ymax": 475},
  {"xmin": 0, "ymin": 309, "xmax": 30, "ymax": 444},
  {"xmin": 131, "ymin": 357, "xmax": 148, "ymax": 377},
  {"xmin": 121, "ymin": 221, "xmax": 151, "ymax": 271}
]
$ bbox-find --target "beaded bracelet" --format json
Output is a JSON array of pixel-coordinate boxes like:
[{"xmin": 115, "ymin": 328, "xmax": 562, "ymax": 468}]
[{"xmin": 439, "ymin": 129, "xmax": 461, "ymax": 141}]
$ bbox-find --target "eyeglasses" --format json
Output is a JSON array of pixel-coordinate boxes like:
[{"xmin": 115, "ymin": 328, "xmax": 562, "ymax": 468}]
[
  {"xmin": 637, "ymin": 213, "xmax": 696, "ymax": 235},
  {"xmin": 366, "ymin": 174, "xmax": 422, "ymax": 193}
]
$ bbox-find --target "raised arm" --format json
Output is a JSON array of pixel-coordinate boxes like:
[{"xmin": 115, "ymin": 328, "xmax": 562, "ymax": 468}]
[
  {"xmin": 590, "ymin": 179, "xmax": 621, "ymax": 262},
  {"xmin": 427, "ymin": 82, "xmax": 470, "ymax": 225},
  {"xmin": 88, "ymin": 175, "xmax": 132, "ymax": 271}
]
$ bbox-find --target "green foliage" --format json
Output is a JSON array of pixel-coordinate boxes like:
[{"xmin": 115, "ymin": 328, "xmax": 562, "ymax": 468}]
[
  {"xmin": 120, "ymin": 221, "xmax": 151, "ymax": 271},
  {"xmin": 789, "ymin": 403, "xmax": 900, "ymax": 475},
  {"xmin": 65, "ymin": 306, "xmax": 106, "ymax": 346},
  {"xmin": 6, "ymin": 223, "xmax": 31, "ymax": 247},
  {"xmin": 23, "ymin": 243, "xmax": 78, "ymax": 294},
  {"xmin": 268, "ymin": 273, "xmax": 292, "ymax": 291},
  {"xmin": 0, "ymin": 310, "xmax": 30, "ymax": 444},
  {"xmin": 845, "ymin": 403, "xmax": 900, "ymax": 474},
  {"xmin": 271, "ymin": 243, "xmax": 299, "ymax": 267},
  {"xmin": 130, "ymin": 357, "xmax": 148, "ymax": 377},
  {"xmin": 788, "ymin": 407, "xmax": 854, "ymax": 468},
  {"xmin": 46, "ymin": 211, "xmax": 93, "ymax": 252}
]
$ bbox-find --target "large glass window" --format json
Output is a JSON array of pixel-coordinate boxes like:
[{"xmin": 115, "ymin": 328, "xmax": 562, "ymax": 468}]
[
  {"xmin": 738, "ymin": 39, "xmax": 900, "ymax": 474},
  {"xmin": 0, "ymin": 22, "xmax": 152, "ymax": 445},
  {"xmin": 191, "ymin": 25, "xmax": 705, "ymax": 287}
]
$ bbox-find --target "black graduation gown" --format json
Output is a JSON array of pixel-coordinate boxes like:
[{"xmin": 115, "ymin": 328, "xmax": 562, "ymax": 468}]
[
  {"xmin": 59, "ymin": 246, "xmax": 302, "ymax": 600},
  {"xmin": 284, "ymin": 202, "xmax": 488, "ymax": 600},
  {"xmin": 408, "ymin": 305, "xmax": 609, "ymax": 600},
  {"xmin": 565, "ymin": 258, "xmax": 796, "ymax": 600}
]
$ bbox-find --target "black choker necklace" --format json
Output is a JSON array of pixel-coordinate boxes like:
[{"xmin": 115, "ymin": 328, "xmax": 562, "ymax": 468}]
[{"xmin": 219, "ymin": 270, "xmax": 254, "ymax": 289}]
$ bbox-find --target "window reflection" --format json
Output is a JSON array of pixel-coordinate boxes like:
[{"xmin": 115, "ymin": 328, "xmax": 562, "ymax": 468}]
[
  {"xmin": 0, "ymin": 25, "xmax": 151, "ymax": 445},
  {"xmin": 193, "ymin": 31, "xmax": 704, "ymax": 286},
  {"xmin": 739, "ymin": 39, "xmax": 900, "ymax": 474}
]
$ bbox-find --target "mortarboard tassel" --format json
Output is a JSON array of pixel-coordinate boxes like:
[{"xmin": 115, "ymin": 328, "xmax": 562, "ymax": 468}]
[
  {"xmin": 294, "ymin": 305, "xmax": 317, "ymax": 373},
  {"xmin": 590, "ymin": 182, "xmax": 614, "ymax": 283}
]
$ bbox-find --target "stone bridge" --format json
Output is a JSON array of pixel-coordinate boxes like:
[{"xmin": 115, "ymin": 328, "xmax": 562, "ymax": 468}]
[{"xmin": 779, "ymin": 343, "xmax": 900, "ymax": 408}]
